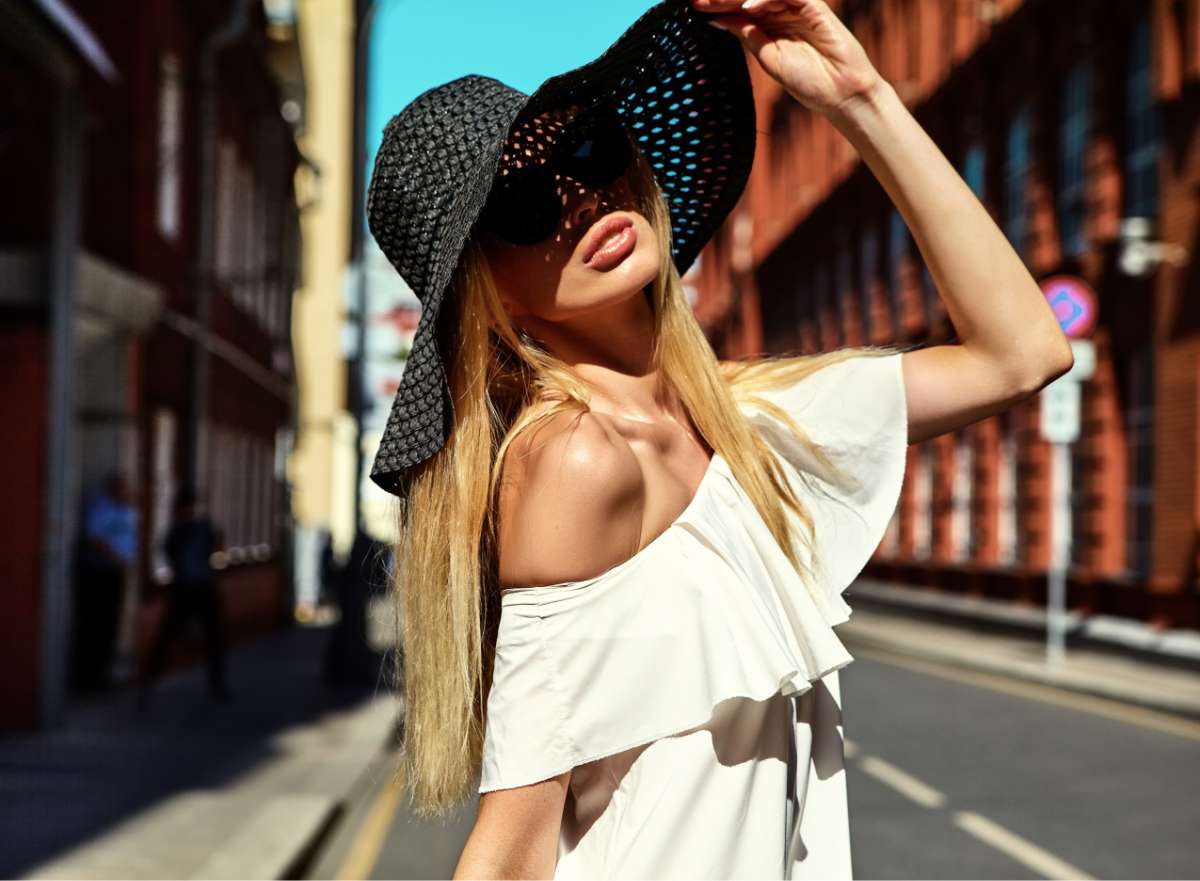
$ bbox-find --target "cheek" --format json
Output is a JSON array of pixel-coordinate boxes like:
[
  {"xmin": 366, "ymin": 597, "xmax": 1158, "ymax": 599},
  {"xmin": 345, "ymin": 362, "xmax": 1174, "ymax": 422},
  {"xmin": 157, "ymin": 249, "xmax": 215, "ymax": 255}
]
[{"xmin": 490, "ymin": 244, "xmax": 570, "ymax": 310}]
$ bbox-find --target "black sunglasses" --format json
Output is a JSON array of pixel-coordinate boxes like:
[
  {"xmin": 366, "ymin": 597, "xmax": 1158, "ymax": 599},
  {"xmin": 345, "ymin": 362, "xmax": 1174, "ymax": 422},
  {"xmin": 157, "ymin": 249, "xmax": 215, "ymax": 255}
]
[{"xmin": 478, "ymin": 101, "xmax": 635, "ymax": 246}]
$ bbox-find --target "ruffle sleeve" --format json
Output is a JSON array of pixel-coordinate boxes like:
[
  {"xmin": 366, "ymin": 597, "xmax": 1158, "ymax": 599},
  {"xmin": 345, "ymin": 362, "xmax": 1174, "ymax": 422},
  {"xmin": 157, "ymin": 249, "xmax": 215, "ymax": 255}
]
[
  {"xmin": 478, "ymin": 351, "xmax": 909, "ymax": 794},
  {"xmin": 738, "ymin": 351, "xmax": 909, "ymax": 606}
]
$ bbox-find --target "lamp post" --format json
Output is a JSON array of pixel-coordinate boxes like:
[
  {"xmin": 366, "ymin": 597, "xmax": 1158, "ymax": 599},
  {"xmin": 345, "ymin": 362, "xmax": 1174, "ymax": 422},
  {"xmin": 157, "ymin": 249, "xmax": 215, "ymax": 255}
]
[{"xmin": 350, "ymin": 0, "xmax": 378, "ymax": 534}]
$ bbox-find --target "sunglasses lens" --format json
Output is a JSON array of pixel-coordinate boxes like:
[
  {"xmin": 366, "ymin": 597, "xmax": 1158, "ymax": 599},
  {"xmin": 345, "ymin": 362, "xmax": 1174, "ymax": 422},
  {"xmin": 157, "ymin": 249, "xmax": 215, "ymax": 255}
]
[
  {"xmin": 560, "ymin": 107, "xmax": 632, "ymax": 187},
  {"xmin": 480, "ymin": 167, "xmax": 561, "ymax": 245},
  {"xmin": 481, "ymin": 103, "xmax": 633, "ymax": 246}
]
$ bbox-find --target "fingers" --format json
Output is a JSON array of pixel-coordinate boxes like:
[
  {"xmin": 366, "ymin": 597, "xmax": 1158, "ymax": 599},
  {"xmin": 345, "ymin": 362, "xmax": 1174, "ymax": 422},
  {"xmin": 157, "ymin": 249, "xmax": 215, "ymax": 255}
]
[
  {"xmin": 692, "ymin": 0, "xmax": 762, "ymax": 10},
  {"xmin": 693, "ymin": 0, "xmax": 825, "ymax": 12},
  {"xmin": 704, "ymin": 13, "xmax": 773, "ymax": 56},
  {"xmin": 691, "ymin": 0, "xmax": 792, "ymax": 8},
  {"xmin": 692, "ymin": 0, "xmax": 800, "ymax": 23}
]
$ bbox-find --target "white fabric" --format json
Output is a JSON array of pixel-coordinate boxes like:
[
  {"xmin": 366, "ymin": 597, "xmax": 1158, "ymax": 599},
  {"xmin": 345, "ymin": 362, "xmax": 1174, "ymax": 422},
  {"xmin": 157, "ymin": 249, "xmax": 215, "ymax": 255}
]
[{"xmin": 480, "ymin": 352, "xmax": 909, "ymax": 879}]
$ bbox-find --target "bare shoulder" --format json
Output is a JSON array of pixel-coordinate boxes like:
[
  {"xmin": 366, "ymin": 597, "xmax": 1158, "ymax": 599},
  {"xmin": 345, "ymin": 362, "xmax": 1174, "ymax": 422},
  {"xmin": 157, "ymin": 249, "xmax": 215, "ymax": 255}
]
[{"xmin": 497, "ymin": 409, "xmax": 645, "ymax": 588}]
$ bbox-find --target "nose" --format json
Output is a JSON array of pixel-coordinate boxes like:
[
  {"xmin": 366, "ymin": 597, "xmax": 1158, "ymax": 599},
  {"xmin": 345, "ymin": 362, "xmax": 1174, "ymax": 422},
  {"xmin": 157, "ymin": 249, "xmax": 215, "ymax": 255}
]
[{"xmin": 564, "ymin": 181, "xmax": 602, "ymax": 232}]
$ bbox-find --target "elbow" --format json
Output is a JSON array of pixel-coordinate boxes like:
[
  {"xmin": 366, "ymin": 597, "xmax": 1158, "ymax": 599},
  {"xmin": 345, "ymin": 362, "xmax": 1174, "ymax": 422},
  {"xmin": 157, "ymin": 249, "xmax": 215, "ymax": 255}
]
[
  {"xmin": 1043, "ymin": 336, "xmax": 1076, "ymax": 383},
  {"xmin": 1017, "ymin": 339, "xmax": 1075, "ymax": 398}
]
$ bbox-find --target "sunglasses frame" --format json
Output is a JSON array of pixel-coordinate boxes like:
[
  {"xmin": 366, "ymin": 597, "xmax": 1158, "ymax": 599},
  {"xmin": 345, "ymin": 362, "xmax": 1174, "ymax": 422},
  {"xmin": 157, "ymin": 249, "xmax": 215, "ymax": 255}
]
[{"xmin": 478, "ymin": 101, "xmax": 636, "ymax": 246}]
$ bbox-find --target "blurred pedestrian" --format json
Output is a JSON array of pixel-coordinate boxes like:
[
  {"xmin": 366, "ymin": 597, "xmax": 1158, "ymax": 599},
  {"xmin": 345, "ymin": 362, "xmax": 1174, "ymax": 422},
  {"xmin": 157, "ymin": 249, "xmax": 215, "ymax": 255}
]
[
  {"xmin": 322, "ymin": 529, "xmax": 387, "ymax": 689},
  {"xmin": 71, "ymin": 472, "xmax": 138, "ymax": 693},
  {"xmin": 137, "ymin": 485, "xmax": 231, "ymax": 707}
]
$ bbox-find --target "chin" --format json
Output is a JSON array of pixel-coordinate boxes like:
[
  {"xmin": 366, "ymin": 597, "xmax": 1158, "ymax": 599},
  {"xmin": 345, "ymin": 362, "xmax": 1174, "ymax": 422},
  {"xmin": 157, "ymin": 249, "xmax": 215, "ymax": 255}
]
[
  {"xmin": 604, "ymin": 231, "xmax": 660, "ymax": 288},
  {"xmin": 617, "ymin": 256, "xmax": 658, "ymax": 291}
]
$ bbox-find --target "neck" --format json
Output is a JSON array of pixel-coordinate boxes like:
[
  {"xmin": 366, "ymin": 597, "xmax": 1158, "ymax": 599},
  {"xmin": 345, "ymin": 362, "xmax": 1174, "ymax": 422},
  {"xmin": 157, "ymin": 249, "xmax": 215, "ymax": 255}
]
[{"xmin": 518, "ymin": 286, "xmax": 680, "ymax": 422}]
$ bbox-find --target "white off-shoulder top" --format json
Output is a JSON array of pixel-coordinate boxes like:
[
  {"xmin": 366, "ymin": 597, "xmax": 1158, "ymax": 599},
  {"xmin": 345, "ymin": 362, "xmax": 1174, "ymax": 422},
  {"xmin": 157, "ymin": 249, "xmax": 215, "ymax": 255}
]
[{"xmin": 479, "ymin": 351, "xmax": 909, "ymax": 880}]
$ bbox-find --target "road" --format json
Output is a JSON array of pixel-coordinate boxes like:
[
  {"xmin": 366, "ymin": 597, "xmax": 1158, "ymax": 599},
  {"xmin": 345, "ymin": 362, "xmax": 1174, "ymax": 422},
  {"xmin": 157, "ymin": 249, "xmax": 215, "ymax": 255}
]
[{"xmin": 313, "ymin": 649, "xmax": 1200, "ymax": 880}]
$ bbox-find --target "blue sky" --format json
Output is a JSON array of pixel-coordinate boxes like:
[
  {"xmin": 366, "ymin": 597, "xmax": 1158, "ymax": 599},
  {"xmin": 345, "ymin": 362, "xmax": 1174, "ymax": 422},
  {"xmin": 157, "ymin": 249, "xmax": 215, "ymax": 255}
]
[{"xmin": 366, "ymin": 0, "xmax": 657, "ymax": 176}]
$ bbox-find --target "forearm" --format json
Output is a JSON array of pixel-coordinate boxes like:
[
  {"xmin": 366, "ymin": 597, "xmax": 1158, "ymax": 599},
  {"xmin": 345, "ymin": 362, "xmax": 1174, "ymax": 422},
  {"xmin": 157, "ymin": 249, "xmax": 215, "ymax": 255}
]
[
  {"xmin": 827, "ymin": 80, "xmax": 1072, "ymax": 384},
  {"xmin": 453, "ymin": 834, "xmax": 553, "ymax": 881}
]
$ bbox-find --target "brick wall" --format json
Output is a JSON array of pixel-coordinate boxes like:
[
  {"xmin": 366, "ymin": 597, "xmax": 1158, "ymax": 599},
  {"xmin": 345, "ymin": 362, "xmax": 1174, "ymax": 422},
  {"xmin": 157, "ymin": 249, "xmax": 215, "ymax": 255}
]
[{"xmin": 695, "ymin": 0, "xmax": 1200, "ymax": 626}]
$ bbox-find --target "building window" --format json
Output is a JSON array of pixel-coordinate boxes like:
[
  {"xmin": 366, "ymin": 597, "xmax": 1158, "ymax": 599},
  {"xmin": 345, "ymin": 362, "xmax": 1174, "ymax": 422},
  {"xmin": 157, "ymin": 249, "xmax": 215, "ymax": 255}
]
[
  {"xmin": 215, "ymin": 139, "xmax": 237, "ymax": 283},
  {"xmin": 913, "ymin": 444, "xmax": 933, "ymax": 560},
  {"xmin": 951, "ymin": 430, "xmax": 974, "ymax": 562},
  {"xmin": 252, "ymin": 180, "xmax": 266, "ymax": 327},
  {"xmin": 156, "ymin": 53, "xmax": 183, "ymax": 242},
  {"xmin": 814, "ymin": 262, "xmax": 835, "ymax": 350},
  {"xmin": 859, "ymin": 223, "xmax": 879, "ymax": 342},
  {"xmin": 762, "ymin": 268, "xmax": 803, "ymax": 351},
  {"xmin": 834, "ymin": 233, "xmax": 852, "ymax": 345},
  {"xmin": 1059, "ymin": 60, "xmax": 1092, "ymax": 258},
  {"xmin": 1005, "ymin": 105, "xmax": 1031, "ymax": 258},
  {"xmin": 963, "ymin": 141, "xmax": 985, "ymax": 198},
  {"xmin": 906, "ymin": 0, "xmax": 921, "ymax": 85},
  {"xmin": 1124, "ymin": 345, "xmax": 1155, "ymax": 577},
  {"xmin": 236, "ymin": 163, "xmax": 253, "ymax": 311},
  {"xmin": 150, "ymin": 409, "xmax": 177, "ymax": 583},
  {"xmin": 793, "ymin": 271, "xmax": 812, "ymax": 352},
  {"xmin": 997, "ymin": 410, "xmax": 1019, "ymax": 565},
  {"xmin": 207, "ymin": 426, "xmax": 277, "ymax": 566},
  {"xmin": 1125, "ymin": 13, "xmax": 1160, "ymax": 220},
  {"xmin": 921, "ymin": 261, "xmax": 937, "ymax": 326},
  {"xmin": 888, "ymin": 208, "xmax": 909, "ymax": 338}
]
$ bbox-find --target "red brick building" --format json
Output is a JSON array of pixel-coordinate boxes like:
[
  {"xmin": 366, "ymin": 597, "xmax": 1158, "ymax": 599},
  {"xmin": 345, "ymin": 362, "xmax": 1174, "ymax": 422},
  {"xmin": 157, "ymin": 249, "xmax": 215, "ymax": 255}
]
[
  {"xmin": 697, "ymin": 0, "xmax": 1200, "ymax": 628},
  {"xmin": 0, "ymin": 0, "xmax": 304, "ymax": 729}
]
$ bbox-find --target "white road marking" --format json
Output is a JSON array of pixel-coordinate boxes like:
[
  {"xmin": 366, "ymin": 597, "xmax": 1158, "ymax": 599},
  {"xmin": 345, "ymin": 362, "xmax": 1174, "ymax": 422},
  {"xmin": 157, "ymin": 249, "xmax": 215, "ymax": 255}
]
[
  {"xmin": 857, "ymin": 754, "xmax": 947, "ymax": 808},
  {"xmin": 954, "ymin": 810, "xmax": 1095, "ymax": 880},
  {"xmin": 846, "ymin": 738, "xmax": 1096, "ymax": 878}
]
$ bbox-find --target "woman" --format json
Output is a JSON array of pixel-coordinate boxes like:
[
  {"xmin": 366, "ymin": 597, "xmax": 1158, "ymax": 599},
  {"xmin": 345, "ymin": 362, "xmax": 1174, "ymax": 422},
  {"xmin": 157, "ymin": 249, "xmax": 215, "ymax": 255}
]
[{"xmin": 366, "ymin": 1, "xmax": 1072, "ymax": 878}]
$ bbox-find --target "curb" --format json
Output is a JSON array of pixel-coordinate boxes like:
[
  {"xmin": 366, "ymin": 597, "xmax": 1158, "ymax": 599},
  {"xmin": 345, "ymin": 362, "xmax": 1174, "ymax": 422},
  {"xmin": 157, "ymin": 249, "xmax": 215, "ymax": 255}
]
[
  {"xmin": 284, "ymin": 705, "xmax": 406, "ymax": 881},
  {"xmin": 837, "ymin": 617, "xmax": 1200, "ymax": 722},
  {"xmin": 848, "ymin": 578, "xmax": 1200, "ymax": 671},
  {"xmin": 190, "ymin": 795, "xmax": 342, "ymax": 880}
]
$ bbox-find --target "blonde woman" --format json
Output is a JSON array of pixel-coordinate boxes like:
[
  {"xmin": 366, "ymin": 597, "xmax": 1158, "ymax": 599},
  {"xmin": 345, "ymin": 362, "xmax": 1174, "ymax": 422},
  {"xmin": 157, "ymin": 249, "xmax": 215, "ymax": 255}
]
[{"xmin": 364, "ymin": 0, "xmax": 1071, "ymax": 877}]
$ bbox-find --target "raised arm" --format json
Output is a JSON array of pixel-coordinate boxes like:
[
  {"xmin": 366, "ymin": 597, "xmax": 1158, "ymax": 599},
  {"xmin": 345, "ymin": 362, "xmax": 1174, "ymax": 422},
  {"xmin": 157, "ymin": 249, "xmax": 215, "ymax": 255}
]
[{"xmin": 695, "ymin": 0, "xmax": 1073, "ymax": 444}]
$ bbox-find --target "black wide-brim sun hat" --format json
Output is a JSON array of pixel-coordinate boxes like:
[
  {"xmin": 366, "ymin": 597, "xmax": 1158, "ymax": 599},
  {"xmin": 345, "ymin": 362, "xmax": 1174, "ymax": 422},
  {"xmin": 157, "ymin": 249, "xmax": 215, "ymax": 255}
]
[{"xmin": 366, "ymin": 0, "xmax": 756, "ymax": 497}]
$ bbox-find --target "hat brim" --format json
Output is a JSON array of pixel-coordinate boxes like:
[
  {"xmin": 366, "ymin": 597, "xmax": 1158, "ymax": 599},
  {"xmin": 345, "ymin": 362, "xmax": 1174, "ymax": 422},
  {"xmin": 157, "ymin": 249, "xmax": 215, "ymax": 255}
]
[{"xmin": 369, "ymin": 0, "xmax": 756, "ymax": 495}]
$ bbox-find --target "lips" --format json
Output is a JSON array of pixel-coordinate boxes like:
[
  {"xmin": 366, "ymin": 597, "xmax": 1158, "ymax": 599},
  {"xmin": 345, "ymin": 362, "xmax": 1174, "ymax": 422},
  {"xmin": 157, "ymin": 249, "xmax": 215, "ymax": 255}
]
[{"xmin": 582, "ymin": 215, "xmax": 636, "ymax": 266}]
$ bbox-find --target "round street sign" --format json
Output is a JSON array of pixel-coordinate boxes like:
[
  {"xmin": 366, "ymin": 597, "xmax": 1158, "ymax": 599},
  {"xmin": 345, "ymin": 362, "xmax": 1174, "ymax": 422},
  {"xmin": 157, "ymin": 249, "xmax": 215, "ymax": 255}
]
[{"xmin": 1040, "ymin": 274, "xmax": 1097, "ymax": 340}]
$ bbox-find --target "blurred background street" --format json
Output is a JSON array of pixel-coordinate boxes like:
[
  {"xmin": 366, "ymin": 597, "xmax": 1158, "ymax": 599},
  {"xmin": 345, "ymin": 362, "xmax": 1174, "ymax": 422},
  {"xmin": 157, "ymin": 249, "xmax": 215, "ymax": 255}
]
[
  {"xmin": 308, "ymin": 615, "xmax": 1200, "ymax": 881},
  {"xmin": 2, "ymin": 0, "xmax": 1199, "ymax": 878}
]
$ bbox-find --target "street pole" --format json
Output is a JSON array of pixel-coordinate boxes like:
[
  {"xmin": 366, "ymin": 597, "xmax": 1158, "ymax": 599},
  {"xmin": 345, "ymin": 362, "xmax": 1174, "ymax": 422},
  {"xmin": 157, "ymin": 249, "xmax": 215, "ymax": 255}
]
[
  {"xmin": 350, "ymin": 0, "xmax": 378, "ymax": 536},
  {"xmin": 1036, "ymin": 277, "xmax": 1097, "ymax": 669},
  {"xmin": 1040, "ymin": 339, "xmax": 1094, "ymax": 667},
  {"xmin": 1047, "ymin": 440, "xmax": 1069, "ymax": 666},
  {"xmin": 42, "ymin": 67, "xmax": 82, "ymax": 729}
]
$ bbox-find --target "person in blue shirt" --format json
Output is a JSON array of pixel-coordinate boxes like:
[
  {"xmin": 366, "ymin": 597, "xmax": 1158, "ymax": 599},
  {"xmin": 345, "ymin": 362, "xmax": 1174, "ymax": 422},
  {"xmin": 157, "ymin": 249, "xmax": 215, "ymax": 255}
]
[{"xmin": 71, "ymin": 473, "xmax": 138, "ymax": 693}]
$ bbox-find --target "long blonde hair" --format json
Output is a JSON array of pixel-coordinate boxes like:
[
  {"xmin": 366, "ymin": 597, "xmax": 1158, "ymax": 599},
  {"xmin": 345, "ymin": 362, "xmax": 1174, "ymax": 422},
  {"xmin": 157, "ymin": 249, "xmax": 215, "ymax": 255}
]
[{"xmin": 388, "ymin": 145, "xmax": 901, "ymax": 817}]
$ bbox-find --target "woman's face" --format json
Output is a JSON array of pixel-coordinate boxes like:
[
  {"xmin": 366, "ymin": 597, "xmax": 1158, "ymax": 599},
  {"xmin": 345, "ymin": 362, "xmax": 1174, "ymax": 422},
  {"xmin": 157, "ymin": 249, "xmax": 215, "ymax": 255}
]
[{"xmin": 477, "ymin": 108, "xmax": 661, "ymax": 329}]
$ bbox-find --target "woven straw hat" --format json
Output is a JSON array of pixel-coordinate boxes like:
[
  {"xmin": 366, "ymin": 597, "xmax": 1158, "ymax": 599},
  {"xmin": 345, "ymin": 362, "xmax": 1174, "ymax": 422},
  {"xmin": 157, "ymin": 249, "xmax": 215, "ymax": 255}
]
[{"xmin": 366, "ymin": 0, "xmax": 756, "ymax": 496}]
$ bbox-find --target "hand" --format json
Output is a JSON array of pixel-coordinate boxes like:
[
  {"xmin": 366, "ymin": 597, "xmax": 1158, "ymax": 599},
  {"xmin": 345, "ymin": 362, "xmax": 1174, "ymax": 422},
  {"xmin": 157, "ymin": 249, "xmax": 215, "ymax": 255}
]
[{"xmin": 691, "ymin": 0, "xmax": 884, "ymax": 119}]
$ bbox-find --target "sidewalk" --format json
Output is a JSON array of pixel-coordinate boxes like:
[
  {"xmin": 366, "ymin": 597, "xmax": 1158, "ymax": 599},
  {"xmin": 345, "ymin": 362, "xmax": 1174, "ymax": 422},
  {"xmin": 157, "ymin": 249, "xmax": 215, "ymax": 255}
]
[
  {"xmin": 2, "ymin": 621, "xmax": 401, "ymax": 880},
  {"xmin": 841, "ymin": 579, "xmax": 1200, "ymax": 721}
]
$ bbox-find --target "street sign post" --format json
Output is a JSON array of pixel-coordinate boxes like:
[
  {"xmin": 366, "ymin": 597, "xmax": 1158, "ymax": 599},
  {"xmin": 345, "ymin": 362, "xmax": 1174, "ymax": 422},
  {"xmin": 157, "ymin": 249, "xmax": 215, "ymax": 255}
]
[{"xmin": 1039, "ymin": 274, "xmax": 1097, "ymax": 667}]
